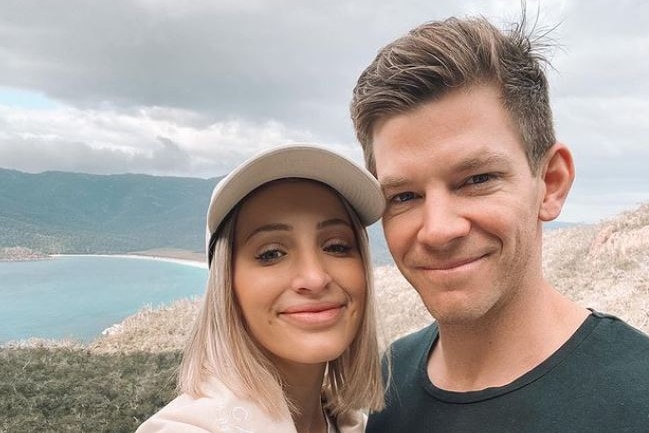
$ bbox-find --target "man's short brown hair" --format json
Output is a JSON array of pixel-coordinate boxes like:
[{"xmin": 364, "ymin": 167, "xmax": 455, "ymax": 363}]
[{"xmin": 351, "ymin": 15, "xmax": 555, "ymax": 175}]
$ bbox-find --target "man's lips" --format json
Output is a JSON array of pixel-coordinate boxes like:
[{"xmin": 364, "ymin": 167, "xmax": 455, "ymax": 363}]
[{"xmin": 413, "ymin": 253, "xmax": 488, "ymax": 271}]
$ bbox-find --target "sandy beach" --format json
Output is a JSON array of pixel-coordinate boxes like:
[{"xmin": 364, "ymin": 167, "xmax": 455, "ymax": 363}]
[{"xmin": 52, "ymin": 249, "xmax": 207, "ymax": 269}]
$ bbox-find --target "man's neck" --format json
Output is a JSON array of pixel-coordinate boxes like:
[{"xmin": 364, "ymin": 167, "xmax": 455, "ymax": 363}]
[{"xmin": 427, "ymin": 281, "xmax": 590, "ymax": 392}]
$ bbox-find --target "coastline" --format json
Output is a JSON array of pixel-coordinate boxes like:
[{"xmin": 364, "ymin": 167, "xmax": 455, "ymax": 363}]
[
  {"xmin": 1, "ymin": 250, "xmax": 208, "ymax": 348},
  {"xmin": 0, "ymin": 246, "xmax": 50, "ymax": 262},
  {"xmin": 51, "ymin": 249, "xmax": 207, "ymax": 270}
]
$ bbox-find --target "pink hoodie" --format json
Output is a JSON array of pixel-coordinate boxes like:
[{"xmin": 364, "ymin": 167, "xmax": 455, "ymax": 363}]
[{"xmin": 136, "ymin": 376, "xmax": 366, "ymax": 433}]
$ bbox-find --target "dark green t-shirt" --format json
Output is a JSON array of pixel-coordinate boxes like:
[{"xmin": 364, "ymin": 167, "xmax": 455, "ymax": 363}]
[{"xmin": 368, "ymin": 311, "xmax": 649, "ymax": 432}]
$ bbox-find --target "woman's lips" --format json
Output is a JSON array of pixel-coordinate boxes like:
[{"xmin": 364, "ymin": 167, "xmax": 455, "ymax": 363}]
[{"xmin": 279, "ymin": 303, "xmax": 346, "ymax": 326}]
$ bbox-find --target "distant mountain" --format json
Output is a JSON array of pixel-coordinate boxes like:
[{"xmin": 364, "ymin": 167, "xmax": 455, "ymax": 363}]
[
  {"xmin": 0, "ymin": 168, "xmax": 218, "ymax": 254},
  {"xmin": 0, "ymin": 168, "xmax": 396, "ymax": 263},
  {"xmin": 0, "ymin": 167, "xmax": 582, "ymax": 265}
]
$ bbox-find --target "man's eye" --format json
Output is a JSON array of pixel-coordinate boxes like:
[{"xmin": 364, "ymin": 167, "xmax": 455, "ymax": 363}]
[
  {"xmin": 466, "ymin": 174, "xmax": 492, "ymax": 185},
  {"xmin": 391, "ymin": 192, "xmax": 416, "ymax": 203},
  {"xmin": 255, "ymin": 249, "xmax": 285, "ymax": 263}
]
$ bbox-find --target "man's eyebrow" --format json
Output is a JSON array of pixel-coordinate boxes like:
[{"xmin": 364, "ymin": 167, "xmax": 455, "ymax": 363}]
[
  {"xmin": 378, "ymin": 153, "xmax": 513, "ymax": 190},
  {"xmin": 454, "ymin": 153, "xmax": 513, "ymax": 172},
  {"xmin": 245, "ymin": 223, "xmax": 291, "ymax": 242},
  {"xmin": 379, "ymin": 176, "xmax": 410, "ymax": 191}
]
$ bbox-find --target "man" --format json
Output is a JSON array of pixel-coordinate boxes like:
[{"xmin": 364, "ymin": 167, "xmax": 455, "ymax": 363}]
[{"xmin": 350, "ymin": 15, "xmax": 649, "ymax": 432}]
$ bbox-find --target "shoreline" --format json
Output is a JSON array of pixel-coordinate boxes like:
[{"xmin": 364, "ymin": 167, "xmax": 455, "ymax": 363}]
[
  {"xmin": 51, "ymin": 251, "xmax": 207, "ymax": 269},
  {"xmin": 1, "ymin": 250, "xmax": 208, "ymax": 348}
]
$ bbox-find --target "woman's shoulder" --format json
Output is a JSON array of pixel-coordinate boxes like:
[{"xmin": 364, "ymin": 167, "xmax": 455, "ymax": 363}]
[
  {"xmin": 136, "ymin": 378, "xmax": 297, "ymax": 433},
  {"xmin": 323, "ymin": 388, "xmax": 367, "ymax": 433},
  {"xmin": 135, "ymin": 392, "xmax": 214, "ymax": 433},
  {"xmin": 332, "ymin": 409, "xmax": 367, "ymax": 433}
]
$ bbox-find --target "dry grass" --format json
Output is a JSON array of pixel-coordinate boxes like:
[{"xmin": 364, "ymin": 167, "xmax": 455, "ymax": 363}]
[
  {"xmin": 373, "ymin": 266, "xmax": 432, "ymax": 347},
  {"xmin": 543, "ymin": 202, "xmax": 649, "ymax": 333},
  {"xmin": 73, "ymin": 202, "xmax": 649, "ymax": 352},
  {"xmin": 90, "ymin": 298, "xmax": 199, "ymax": 354},
  {"xmin": 0, "ymin": 347, "xmax": 180, "ymax": 433},
  {"xmin": 2, "ymin": 337, "xmax": 85, "ymax": 351}
]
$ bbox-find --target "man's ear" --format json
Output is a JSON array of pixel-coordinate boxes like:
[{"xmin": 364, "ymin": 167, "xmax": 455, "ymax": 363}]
[{"xmin": 538, "ymin": 143, "xmax": 575, "ymax": 222}]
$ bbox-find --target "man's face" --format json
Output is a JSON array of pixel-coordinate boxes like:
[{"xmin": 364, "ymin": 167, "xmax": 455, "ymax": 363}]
[{"xmin": 372, "ymin": 84, "xmax": 546, "ymax": 325}]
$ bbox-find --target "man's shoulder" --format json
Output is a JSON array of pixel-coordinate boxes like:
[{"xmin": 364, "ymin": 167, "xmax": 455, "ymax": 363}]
[
  {"xmin": 590, "ymin": 310, "xmax": 649, "ymax": 345},
  {"xmin": 588, "ymin": 310, "xmax": 649, "ymax": 362},
  {"xmin": 576, "ymin": 310, "xmax": 649, "ymax": 395},
  {"xmin": 388, "ymin": 322, "xmax": 437, "ymax": 359},
  {"xmin": 378, "ymin": 323, "xmax": 437, "ymax": 403}
]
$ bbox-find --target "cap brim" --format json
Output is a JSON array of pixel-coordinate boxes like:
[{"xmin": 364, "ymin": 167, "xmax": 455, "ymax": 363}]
[{"xmin": 206, "ymin": 144, "xmax": 385, "ymax": 238}]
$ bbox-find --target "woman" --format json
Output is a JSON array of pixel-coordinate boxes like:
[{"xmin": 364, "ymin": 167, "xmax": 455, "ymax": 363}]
[{"xmin": 137, "ymin": 144, "xmax": 385, "ymax": 433}]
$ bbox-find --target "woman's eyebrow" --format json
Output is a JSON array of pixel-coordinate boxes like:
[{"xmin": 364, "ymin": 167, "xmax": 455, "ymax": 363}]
[
  {"xmin": 244, "ymin": 223, "xmax": 291, "ymax": 242},
  {"xmin": 317, "ymin": 218, "xmax": 352, "ymax": 230}
]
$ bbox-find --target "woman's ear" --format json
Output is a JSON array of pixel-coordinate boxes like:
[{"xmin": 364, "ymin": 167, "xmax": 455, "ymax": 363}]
[{"xmin": 538, "ymin": 143, "xmax": 575, "ymax": 222}]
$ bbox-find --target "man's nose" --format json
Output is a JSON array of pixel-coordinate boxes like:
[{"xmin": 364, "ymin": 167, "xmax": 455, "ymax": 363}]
[{"xmin": 416, "ymin": 193, "xmax": 470, "ymax": 248}]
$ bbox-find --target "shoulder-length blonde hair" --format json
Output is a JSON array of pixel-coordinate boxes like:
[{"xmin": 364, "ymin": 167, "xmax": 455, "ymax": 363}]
[{"xmin": 178, "ymin": 187, "xmax": 384, "ymax": 418}]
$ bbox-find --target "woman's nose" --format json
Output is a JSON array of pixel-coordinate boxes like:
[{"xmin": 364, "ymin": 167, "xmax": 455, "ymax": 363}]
[{"xmin": 291, "ymin": 252, "xmax": 333, "ymax": 293}]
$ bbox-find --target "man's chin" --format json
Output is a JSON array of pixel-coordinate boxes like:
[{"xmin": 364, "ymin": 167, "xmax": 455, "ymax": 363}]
[{"xmin": 416, "ymin": 290, "xmax": 500, "ymax": 326}]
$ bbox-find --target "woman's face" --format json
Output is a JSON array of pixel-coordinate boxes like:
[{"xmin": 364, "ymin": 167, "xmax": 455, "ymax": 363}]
[{"xmin": 233, "ymin": 180, "xmax": 366, "ymax": 368}]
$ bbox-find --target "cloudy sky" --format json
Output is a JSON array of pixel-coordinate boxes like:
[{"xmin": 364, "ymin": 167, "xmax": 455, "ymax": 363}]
[{"xmin": 0, "ymin": 0, "xmax": 647, "ymax": 223}]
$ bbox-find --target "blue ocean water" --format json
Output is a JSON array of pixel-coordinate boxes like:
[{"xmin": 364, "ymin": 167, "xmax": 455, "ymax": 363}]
[{"xmin": 0, "ymin": 255, "xmax": 207, "ymax": 344}]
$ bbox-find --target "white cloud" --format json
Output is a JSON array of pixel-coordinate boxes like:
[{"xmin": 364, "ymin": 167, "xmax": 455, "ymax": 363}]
[
  {"xmin": 0, "ymin": 0, "xmax": 647, "ymax": 222},
  {"xmin": 0, "ymin": 104, "xmax": 316, "ymax": 177}
]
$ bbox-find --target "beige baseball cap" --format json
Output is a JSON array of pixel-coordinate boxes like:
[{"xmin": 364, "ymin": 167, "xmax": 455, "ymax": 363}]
[{"xmin": 206, "ymin": 143, "xmax": 385, "ymax": 265}]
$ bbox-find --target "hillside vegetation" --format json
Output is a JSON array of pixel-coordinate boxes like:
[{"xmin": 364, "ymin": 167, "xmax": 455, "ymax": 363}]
[
  {"xmin": 542, "ymin": 202, "xmax": 649, "ymax": 332},
  {"xmin": 0, "ymin": 347, "xmax": 180, "ymax": 432},
  {"xmin": 0, "ymin": 168, "xmax": 217, "ymax": 254}
]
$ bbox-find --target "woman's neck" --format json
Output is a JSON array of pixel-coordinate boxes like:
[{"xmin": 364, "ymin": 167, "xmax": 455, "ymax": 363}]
[{"xmin": 275, "ymin": 359, "xmax": 328, "ymax": 433}]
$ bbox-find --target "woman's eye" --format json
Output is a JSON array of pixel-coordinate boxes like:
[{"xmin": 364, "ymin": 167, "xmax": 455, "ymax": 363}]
[
  {"xmin": 391, "ymin": 191, "xmax": 416, "ymax": 203},
  {"xmin": 324, "ymin": 242, "xmax": 353, "ymax": 255},
  {"xmin": 255, "ymin": 249, "xmax": 285, "ymax": 263}
]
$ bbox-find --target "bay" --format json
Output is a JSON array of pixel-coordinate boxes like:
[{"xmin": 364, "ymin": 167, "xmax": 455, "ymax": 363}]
[{"xmin": 0, "ymin": 255, "xmax": 207, "ymax": 344}]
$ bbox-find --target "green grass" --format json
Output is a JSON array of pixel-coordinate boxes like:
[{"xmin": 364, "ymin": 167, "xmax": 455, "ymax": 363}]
[{"xmin": 0, "ymin": 348, "xmax": 180, "ymax": 433}]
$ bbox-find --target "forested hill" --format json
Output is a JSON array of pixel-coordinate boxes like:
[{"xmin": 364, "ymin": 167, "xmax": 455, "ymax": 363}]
[
  {"xmin": 0, "ymin": 167, "xmax": 575, "ymax": 264},
  {"xmin": 0, "ymin": 168, "xmax": 393, "ymax": 263},
  {"xmin": 0, "ymin": 168, "xmax": 219, "ymax": 254}
]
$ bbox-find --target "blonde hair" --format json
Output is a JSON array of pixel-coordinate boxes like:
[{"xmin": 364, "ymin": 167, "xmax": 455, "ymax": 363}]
[{"xmin": 178, "ymin": 186, "xmax": 384, "ymax": 418}]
